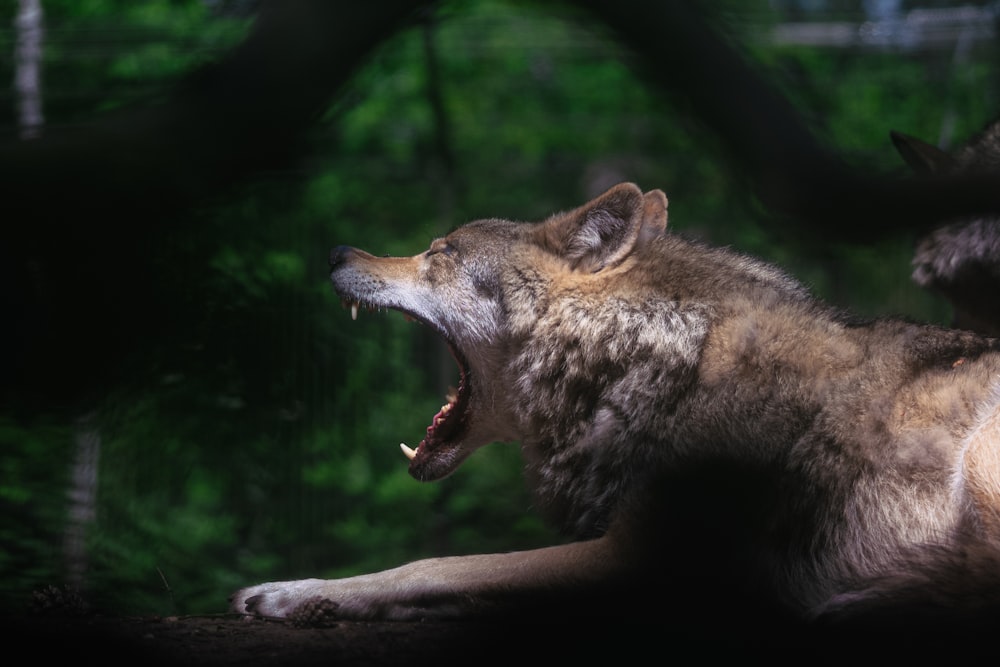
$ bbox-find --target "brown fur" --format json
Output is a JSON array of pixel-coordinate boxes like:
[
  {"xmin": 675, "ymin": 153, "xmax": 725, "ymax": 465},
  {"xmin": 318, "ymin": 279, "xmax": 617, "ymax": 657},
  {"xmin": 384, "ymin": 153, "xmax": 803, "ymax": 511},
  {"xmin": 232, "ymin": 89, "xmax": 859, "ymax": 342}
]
[{"xmin": 231, "ymin": 183, "xmax": 1000, "ymax": 637}]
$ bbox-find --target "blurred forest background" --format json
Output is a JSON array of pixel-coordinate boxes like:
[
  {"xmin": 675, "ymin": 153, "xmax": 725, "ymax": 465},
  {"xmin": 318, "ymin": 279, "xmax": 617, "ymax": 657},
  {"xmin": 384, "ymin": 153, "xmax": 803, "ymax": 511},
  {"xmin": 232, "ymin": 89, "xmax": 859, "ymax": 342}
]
[{"xmin": 1, "ymin": 0, "xmax": 997, "ymax": 616}]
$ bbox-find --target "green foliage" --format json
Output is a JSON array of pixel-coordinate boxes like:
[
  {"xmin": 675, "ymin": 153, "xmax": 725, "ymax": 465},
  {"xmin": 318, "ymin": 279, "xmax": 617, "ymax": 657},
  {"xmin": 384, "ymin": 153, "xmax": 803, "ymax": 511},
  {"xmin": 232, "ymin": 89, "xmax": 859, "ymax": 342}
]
[
  {"xmin": 0, "ymin": 417, "xmax": 74, "ymax": 611},
  {"xmin": 767, "ymin": 45, "xmax": 995, "ymax": 171},
  {"xmin": 25, "ymin": 0, "xmax": 251, "ymax": 119},
  {"xmin": 1, "ymin": 0, "xmax": 995, "ymax": 615}
]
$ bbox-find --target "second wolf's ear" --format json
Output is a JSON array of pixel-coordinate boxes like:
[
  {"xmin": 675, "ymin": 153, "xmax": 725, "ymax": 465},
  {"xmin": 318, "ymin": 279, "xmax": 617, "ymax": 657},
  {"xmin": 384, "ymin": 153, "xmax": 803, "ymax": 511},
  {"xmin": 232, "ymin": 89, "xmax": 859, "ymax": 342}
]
[
  {"xmin": 537, "ymin": 183, "xmax": 668, "ymax": 272},
  {"xmin": 890, "ymin": 130, "xmax": 955, "ymax": 175}
]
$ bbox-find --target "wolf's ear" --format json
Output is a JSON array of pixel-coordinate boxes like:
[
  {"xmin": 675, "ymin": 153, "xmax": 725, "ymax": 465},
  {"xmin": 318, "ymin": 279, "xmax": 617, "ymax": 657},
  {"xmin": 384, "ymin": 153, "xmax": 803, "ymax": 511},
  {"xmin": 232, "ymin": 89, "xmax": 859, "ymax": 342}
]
[
  {"xmin": 536, "ymin": 183, "xmax": 668, "ymax": 272},
  {"xmin": 890, "ymin": 130, "xmax": 955, "ymax": 175},
  {"xmin": 638, "ymin": 188, "xmax": 668, "ymax": 243}
]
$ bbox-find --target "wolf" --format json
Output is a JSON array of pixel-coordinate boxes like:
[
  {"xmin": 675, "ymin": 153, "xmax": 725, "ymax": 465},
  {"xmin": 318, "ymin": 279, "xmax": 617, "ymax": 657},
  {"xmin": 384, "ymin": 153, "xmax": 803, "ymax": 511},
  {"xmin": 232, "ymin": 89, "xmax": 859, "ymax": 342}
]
[
  {"xmin": 231, "ymin": 182, "xmax": 1000, "ymax": 637},
  {"xmin": 893, "ymin": 119, "xmax": 1000, "ymax": 336}
]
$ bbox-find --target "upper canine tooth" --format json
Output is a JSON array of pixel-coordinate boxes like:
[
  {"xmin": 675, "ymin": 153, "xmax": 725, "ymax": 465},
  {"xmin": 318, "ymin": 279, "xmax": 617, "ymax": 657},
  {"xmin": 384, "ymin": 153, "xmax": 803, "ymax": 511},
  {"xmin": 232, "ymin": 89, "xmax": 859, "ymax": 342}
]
[
  {"xmin": 400, "ymin": 443, "xmax": 417, "ymax": 460},
  {"xmin": 351, "ymin": 302, "xmax": 359, "ymax": 321}
]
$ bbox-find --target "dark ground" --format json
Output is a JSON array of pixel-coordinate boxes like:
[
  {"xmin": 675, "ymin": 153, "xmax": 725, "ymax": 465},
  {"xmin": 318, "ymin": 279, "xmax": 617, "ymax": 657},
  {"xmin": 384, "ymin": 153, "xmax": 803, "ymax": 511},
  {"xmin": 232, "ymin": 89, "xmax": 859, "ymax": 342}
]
[
  {"xmin": 18, "ymin": 615, "xmax": 913, "ymax": 667},
  {"xmin": 9, "ymin": 613, "xmax": 537, "ymax": 667},
  {"xmin": 8, "ymin": 579, "xmax": 1000, "ymax": 666},
  {"xmin": 8, "ymin": 613, "xmax": 705, "ymax": 667},
  {"xmin": 8, "ymin": 608, "xmax": 995, "ymax": 667}
]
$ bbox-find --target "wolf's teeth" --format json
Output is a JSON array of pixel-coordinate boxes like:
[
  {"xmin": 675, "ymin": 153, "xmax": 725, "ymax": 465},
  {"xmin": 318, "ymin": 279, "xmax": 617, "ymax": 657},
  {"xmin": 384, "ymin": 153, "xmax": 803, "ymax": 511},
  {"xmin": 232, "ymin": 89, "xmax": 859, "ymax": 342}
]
[
  {"xmin": 351, "ymin": 302, "xmax": 359, "ymax": 321},
  {"xmin": 400, "ymin": 443, "xmax": 417, "ymax": 461},
  {"xmin": 440, "ymin": 403, "xmax": 451, "ymax": 414},
  {"xmin": 446, "ymin": 387, "xmax": 458, "ymax": 404}
]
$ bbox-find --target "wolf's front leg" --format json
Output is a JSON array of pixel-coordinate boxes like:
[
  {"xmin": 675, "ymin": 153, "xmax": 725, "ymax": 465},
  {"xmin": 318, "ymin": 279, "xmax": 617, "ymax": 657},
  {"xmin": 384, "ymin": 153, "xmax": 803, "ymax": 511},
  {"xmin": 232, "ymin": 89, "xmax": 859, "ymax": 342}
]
[
  {"xmin": 230, "ymin": 536, "xmax": 627, "ymax": 622},
  {"xmin": 230, "ymin": 560, "xmax": 494, "ymax": 622}
]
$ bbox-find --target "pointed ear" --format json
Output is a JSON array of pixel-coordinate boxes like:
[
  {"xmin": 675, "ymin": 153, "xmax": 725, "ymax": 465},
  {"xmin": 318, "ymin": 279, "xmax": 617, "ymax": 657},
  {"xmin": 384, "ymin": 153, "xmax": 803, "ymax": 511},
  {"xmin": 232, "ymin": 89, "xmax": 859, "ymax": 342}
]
[
  {"xmin": 638, "ymin": 188, "xmax": 668, "ymax": 243},
  {"xmin": 535, "ymin": 183, "xmax": 668, "ymax": 272},
  {"xmin": 890, "ymin": 130, "xmax": 955, "ymax": 175}
]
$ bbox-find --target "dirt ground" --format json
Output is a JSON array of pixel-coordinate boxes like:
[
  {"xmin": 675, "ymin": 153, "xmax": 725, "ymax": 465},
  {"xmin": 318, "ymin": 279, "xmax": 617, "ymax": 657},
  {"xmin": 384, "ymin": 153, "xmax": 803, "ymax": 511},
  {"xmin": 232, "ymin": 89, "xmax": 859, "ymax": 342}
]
[
  {"xmin": 7, "ymin": 615, "xmax": 822, "ymax": 667},
  {"xmin": 8, "ymin": 612, "xmax": 693, "ymax": 667},
  {"xmin": 10, "ymin": 613, "xmax": 547, "ymax": 667},
  {"xmin": 10, "ymin": 607, "xmax": 999, "ymax": 666},
  {"xmin": 10, "ymin": 589, "xmax": 999, "ymax": 667}
]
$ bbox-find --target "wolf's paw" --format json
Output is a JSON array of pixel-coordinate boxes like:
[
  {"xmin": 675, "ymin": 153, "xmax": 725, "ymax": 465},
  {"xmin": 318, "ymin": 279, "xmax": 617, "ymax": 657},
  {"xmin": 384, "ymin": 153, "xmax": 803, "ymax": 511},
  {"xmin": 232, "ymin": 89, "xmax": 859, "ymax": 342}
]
[
  {"xmin": 229, "ymin": 578, "xmax": 327, "ymax": 619},
  {"xmin": 289, "ymin": 596, "xmax": 341, "ymax": 628}
]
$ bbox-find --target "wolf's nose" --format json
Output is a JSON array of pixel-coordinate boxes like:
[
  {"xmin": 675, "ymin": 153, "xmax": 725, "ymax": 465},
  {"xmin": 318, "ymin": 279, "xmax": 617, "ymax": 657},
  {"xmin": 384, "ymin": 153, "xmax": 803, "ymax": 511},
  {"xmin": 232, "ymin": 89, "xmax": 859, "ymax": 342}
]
[{"xmin": 329, "ymin": 246, "xmax": 353, "ymax": 269}]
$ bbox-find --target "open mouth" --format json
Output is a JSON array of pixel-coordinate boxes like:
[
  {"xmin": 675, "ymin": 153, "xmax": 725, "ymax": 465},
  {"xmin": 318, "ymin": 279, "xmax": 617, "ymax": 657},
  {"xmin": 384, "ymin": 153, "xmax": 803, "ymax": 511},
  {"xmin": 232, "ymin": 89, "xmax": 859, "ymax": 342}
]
[{"xmin": 341, "ymin": 298, "xmax": 472, "ymax": 481}]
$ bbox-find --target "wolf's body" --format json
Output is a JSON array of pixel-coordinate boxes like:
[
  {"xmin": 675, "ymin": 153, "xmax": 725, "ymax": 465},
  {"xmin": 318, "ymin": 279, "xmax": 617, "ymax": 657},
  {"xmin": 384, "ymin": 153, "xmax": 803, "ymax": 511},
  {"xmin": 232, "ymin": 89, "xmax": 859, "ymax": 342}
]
[{"xmin": 231, "ymin": 183, "xmax": 1000, "ymax": 630}]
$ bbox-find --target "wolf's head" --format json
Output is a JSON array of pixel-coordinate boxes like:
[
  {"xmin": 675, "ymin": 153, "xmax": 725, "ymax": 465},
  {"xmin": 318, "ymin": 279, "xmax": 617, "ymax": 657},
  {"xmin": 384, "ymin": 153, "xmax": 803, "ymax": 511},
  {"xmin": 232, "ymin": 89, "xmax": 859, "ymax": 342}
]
[{"xmin": 329, "ymin": 183, "xmax": 668, "ymax": 482}]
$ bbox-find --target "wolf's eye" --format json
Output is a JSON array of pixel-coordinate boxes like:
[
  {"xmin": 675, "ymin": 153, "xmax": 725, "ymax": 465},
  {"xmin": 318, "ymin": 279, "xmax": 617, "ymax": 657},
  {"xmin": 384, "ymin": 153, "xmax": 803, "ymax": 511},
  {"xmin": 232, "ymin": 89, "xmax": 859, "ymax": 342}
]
[{"xmin": 426, "ymin": 240, "xmax": 456, "ymax": 258}]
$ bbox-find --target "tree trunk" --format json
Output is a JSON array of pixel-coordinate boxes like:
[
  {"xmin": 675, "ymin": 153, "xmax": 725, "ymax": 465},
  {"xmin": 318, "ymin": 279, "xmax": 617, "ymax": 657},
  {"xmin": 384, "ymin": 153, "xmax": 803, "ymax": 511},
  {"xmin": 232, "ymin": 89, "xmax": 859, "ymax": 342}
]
[
  {"xmin": 14, "ymin": 0, "xmax": 44, "ymax": 140},
  {"xmin": 14, "ymin": 0, "xmax": 100, "ymax": 593},
  {"xmin": 65, "ymin": 415, "xmax": 101, "ymax": 592}
]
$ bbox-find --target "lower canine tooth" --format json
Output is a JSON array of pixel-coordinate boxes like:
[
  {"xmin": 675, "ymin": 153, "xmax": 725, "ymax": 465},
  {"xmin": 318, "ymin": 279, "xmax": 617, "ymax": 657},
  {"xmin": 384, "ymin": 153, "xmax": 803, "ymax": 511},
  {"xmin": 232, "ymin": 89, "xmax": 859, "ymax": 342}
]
[
  {"xmin": 351, "ymin": 302, "xmax": 359, "ymax": 321},
  {"xmin": 400, "ymin": 443, "xmax": 417, "ymax": 460}
]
